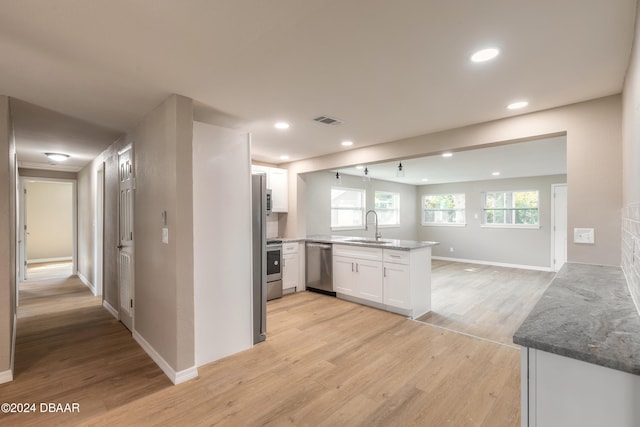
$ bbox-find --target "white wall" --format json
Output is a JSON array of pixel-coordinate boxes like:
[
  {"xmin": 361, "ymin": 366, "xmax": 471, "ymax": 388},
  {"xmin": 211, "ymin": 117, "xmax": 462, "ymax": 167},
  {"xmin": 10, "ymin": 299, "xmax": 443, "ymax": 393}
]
[
  {"xmin": 303, "ymin": 171, "xmax": 418, "ymax": 240},
  {"xmin": 24, "ymin": 181, "xmax": 73, "ymax": 261},
  {"xmin": 417, "ymin": 175, "xmax": 566, "ymax": 269},
  {"xmin": 192, "ymin": 121, "xmax": 252, "ymax": 367}
]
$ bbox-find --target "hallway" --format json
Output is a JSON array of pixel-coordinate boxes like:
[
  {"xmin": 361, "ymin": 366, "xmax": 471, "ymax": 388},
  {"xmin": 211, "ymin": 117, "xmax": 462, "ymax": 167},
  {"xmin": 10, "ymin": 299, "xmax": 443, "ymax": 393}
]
[{"xmin": 0, "ymin": 276, "xmax": 171, "ymax": 425}]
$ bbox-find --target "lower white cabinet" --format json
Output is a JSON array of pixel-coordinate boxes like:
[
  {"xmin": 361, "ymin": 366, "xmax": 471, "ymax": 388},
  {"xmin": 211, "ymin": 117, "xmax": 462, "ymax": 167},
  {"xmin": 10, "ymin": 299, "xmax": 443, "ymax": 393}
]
[
  {"xmin": 333, "ymin": 244, "xmax": 432, "ymax": 318},
  {"xmin": 282, "ymin": 242, "xmax": 300, "ymax": 291}
]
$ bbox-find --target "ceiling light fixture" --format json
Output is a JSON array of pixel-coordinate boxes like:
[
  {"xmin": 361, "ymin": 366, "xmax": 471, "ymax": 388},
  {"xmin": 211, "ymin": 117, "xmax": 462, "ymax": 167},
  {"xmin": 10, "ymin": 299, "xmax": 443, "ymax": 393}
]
[
  {"xmin": 442, "ymin": 152, "xmax": 453, "ymax": 158},
  {"xmin": 362, "ymin": 166, "xmax": 371, "ymax": 182},
  {"xmin": 274, "ymin": 122, "xmax": 290, "ymax": 129},
  {"xmin": 45, "ymin": 152, "xmax": 70, "ymax": 162},
  {"xmin": 471, "ymin": 48, "xmax": 500, "ymax": 63},
  {"xmin": 507, "ymin": 101, "xmax": 528, "ymax": 110},
  {"xmin": 279, "ymin": 155, "xmax": 289, "ymax": 161},
  {"xmin": 341, "ymin": 140, "xmax": 353, "ymax": 147},
  {"xmin": 492, "ymin": 171, "xmax": 501, "ymax": 176},
  {"xmin": 335, "ymin": 171, "xmax": 342, "ymax": 184},
  {"xmin": 397, "ymin": 162, "xmax": 405, "ymax": 178},
  {"xmin": 421, "ymin": 178, "xmax": 429, "ymax": 182}
]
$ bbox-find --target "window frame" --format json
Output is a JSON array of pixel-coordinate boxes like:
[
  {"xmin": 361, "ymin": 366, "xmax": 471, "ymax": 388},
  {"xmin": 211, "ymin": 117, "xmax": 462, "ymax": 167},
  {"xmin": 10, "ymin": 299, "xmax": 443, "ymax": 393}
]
[
  {"xmin": 330, "ymin": 186, "xmax": 366, "ymax": 231},
  {"xmin": 421, "ymin": 193, "xmax": 466, "ymax": 227},
  {"xmin": 481, "ymin": 190, "xmax": 541, "ymax": 229},
  {"xmin": 374, "ymin": 191, "xmax": 401, "ymax": 228}
]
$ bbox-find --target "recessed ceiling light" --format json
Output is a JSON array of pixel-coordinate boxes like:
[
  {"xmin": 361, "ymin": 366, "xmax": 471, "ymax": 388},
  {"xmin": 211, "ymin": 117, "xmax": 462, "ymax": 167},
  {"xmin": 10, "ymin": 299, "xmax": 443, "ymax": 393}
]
[
  {"xmin": 421, "ymin": 178, "xmax": 429, "ymax": 182},
  {"xmin": 492, "ymin": 171, "xmax": 501, "ymax": 176},
  {"xmin": 279, "ymin": 155, "xmax": 289, "ymax": 161},
  {"xmin": 274, "ymin": 122, "xmax": 290, "ymax": 129},
  {"xmin": 507, "ymin": 101, "xmax": 528, "ymax": 110},
  {"xmin": 471, "ymin": 48, "xmax": 500, "ymax": 63},
  {"xmin": 45, "ymin": 152, "xmax": 70, "ymax": 162},
  {"xmin": 442, "ymin": 152, "xmax": 453, "ymax": 158},
  {"xmin": 355, "ymin": 165, "xmax": 364, "ymax": 170},
  {"xmin": 341, "ymin": 140, "xmax": 353, "ymax": 146}
]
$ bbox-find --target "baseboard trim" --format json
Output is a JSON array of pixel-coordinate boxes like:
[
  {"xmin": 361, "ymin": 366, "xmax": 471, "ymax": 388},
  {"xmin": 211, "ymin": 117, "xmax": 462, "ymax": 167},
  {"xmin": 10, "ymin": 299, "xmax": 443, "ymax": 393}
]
[
  {"xmin": 432, "ymin": 256, "xmax": 553, "ymax": 272},
  {"xmin": 27, "ymin": 256, "xmax": 72, "ymax": 264},
  {"xmin": 102, "ymin": 300, "xmax": 119, "ymax": 320},
  {"xmin": 0, "ymin": 369, "xmax": 13, "ymax": 384},
  {"xmin": 77, "ymin": 271, "xmax": 96, "ymax": 295},
  {"xmin": 133, "ymin": 330, "xmax": 198, "ymax": 385}
]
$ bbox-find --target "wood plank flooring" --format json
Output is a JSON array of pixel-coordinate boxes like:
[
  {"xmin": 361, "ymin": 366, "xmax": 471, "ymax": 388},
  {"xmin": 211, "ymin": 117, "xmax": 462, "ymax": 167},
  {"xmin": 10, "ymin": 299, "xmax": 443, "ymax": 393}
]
[
  {"xmin": 418, "ymin": 260, "xmax": 555, "ymax": 346},
  {"xmin": 1, "ymin": 271, "xmax": 522, "ymax": 426}
]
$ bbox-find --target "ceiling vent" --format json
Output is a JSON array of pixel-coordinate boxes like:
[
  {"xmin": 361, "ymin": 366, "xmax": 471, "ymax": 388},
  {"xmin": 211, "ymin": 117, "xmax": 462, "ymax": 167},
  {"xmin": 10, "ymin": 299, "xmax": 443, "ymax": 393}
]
[{"xmin": 313, "ymin": 115, "xmax": 344, "ymax": 125}]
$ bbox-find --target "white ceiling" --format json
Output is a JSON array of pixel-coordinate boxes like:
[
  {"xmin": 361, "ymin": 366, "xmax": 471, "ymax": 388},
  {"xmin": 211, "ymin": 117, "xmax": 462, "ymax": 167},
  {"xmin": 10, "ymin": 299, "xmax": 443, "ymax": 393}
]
[
  {"xmin": 0, "ymin": 1, "xmax": 636, "ymax": 170},
  {"xmin": 337, "ymin": 136, "xmax": 567, "ymax": 185}
]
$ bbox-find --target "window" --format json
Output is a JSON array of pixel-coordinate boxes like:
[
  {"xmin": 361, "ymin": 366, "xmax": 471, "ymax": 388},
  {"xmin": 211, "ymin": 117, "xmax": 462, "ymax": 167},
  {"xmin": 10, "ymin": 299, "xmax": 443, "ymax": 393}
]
[
  {"xmin": 331, "ymin": 187, "xmax": 366, "ymax": 229},
  {"xmin": 374, "ymin": 191, "xmax": 400, "ymax": 227},
  {"xmin": 422, "ymin": 194, "xmax": 466, "ymax": 226},
  {"xmin": 482, "ymin": 190, "xmax": 539, "ymax": 227}
]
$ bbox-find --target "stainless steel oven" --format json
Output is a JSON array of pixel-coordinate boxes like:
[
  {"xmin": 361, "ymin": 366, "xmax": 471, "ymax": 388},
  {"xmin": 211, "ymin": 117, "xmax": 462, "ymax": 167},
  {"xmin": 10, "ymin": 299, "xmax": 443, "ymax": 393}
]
[{"xmin": 266, "ymin": 241, "xmax": 283, "ymax": 300}]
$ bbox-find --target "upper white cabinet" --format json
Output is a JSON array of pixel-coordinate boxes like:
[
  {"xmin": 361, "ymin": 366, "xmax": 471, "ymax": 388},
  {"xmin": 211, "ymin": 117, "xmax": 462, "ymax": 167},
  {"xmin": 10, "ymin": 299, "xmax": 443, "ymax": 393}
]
[{"xmin": 252, "ymin": 165, "xmax": 288, "ymax": 213}]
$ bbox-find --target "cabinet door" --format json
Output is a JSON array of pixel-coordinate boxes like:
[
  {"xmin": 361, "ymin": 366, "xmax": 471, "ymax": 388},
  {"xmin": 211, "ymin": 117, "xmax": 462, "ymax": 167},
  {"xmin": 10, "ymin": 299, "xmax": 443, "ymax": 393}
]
[
  {"xmin": 383, "ymin": 262, "xmax": 410, "ymax": 309},
  {"xmin": 283, "ymin": 253, "xmax": 299, "ymax": 290},
  {"xmin": 269, "ymin": 168, "xmax": 288, "ymax": 213},
  {"xmin": 356, "ymin": 259, "xmax": 383, "ymax": 303},
  {"xmin": 333, "ymin": 256, "xmax": 356, "ymax": 296}
]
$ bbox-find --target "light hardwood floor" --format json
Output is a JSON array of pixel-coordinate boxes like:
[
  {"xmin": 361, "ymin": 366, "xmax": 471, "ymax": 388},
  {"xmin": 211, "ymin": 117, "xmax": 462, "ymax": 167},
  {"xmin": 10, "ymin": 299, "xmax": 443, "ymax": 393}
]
[
  {"xmin": 418, "ymin": 260, "xmax": 555, "ymax": 346},
  {"xmin": 1, "ymin": 273, "xmax": 521, "ymax": 426}
]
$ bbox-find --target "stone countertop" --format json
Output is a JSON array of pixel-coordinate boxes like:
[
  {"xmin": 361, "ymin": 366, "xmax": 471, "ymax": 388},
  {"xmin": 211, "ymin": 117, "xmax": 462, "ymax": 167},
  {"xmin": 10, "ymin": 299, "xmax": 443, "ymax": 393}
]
[
  {"xmin": 303, "ymin": 235, "xmax": 439, "ymax": 251},
  {"xmin": 513, "ymin": 263, "xmax": 640, "ymax": 375}
]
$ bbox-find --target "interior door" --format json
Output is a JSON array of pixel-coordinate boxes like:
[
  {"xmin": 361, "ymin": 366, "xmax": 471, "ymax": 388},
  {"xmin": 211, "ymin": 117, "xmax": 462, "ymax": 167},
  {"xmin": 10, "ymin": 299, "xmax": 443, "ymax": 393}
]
[
  {"xmin": 118, "ymin": 148, "xmax": 134, "ymax": 331},
  {"xmin": 552, "ymin": 184, "xmax": 568, "ymax": 272}
]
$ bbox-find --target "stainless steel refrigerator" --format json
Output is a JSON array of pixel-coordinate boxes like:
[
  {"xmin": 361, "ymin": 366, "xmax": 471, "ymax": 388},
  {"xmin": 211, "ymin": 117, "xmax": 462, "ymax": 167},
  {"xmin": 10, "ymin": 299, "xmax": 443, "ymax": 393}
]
[{"xmin": 251, "ymin": 173, "xmax": 268, "ymax": 344}]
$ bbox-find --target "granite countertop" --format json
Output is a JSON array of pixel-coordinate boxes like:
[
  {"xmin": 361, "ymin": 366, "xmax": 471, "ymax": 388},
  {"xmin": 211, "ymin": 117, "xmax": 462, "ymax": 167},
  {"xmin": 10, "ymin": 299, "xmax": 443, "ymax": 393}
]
[
  {"xmin": 303, "ymin": 235, "xmax": 439, "ymax": 251},
  {"xmin": 513, "ymin": 263, "xmax": 640, "ymax": 375}
]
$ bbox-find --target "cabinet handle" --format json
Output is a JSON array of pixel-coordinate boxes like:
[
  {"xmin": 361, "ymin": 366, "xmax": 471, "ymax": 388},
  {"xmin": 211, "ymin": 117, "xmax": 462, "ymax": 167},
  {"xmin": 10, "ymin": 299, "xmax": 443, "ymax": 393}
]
[
  {"xmin": 390, "ymin": 255, "xmax": 401, "ymax": 258},
  {"xmin": 351, "ymin": 262, "xmax": 354, "ymax": 272},
  {"xmin": 384, "ymin": 267, "xmax": 387, "ymax": 278}
]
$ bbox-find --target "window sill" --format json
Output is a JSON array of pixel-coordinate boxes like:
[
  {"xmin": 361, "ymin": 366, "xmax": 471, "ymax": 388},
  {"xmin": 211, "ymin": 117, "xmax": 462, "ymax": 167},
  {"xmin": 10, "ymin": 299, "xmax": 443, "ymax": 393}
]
[
  {"xmin": 481, "ymin": 224, "xmax": 541, "ymax": 230},
  {"xmin": 421, "ymin": 223, "xmax": 467, "ymax": 227},
  {"xmin": 378, "ymin": 224, "xmax": 400, "ymax": 229},
  {"xmin": 331, "ymin": 226, "xmax": 366, "ymax": 232}
]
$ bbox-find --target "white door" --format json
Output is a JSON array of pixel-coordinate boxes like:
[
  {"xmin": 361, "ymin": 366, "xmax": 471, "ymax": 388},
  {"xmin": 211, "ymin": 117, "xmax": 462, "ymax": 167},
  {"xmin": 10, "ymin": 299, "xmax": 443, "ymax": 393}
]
[
  {"xmin": 94, "ymin": 164, "xmax": 104, "ymax": 297},
  {"xmin": 551, "ymin": 184, "xmax": 568, "ymax": 272},
  {"xmin": 118, "ymin": 148, "xmax": 134, "ymax": 331}
]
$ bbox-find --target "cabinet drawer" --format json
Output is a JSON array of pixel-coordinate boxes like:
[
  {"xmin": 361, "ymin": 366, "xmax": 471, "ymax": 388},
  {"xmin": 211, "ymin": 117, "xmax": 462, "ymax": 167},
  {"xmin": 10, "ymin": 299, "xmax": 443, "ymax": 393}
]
[
  {"xmin": 383, "ymin": 249, "xmax": 409, "ymax": 265},
  {"xmin": 283, "ymin": 242, "xmax": 299, "ymax": 254},
  {"xmin": 333, "ymin": 244, "xmax": 382, "ymax": 261}
]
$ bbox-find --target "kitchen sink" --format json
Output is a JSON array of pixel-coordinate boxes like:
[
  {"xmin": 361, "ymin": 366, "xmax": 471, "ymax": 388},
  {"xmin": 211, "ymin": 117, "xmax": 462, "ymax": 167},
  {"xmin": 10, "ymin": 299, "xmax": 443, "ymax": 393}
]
[{"xmin": 344, "ymin": 238, "xmax": 393, "ymax": 244}]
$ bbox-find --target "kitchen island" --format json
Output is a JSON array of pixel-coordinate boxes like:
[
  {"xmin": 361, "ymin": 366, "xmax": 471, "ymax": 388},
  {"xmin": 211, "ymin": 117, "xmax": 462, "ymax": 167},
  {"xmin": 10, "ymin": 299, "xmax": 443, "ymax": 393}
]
[
  {"xmin": 513, "ymin": 263, "xmax": 640, "ymax": 427},
  {"xmin": 306, "ymin": 235, "xmax": 439, "ymax": 319}
]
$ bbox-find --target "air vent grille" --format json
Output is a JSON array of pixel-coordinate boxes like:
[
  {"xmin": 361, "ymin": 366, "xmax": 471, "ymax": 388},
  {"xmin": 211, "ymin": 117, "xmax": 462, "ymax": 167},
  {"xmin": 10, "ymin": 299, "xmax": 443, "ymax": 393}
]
[{"xmin": 313, "ymin": 115, "xmax": 344, "ymax": 125}]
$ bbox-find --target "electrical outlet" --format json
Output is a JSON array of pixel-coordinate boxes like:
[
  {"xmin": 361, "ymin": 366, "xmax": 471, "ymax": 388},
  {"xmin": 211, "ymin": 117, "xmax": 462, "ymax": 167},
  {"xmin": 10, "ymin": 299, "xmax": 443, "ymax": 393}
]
[{"xmin": 574, "ymin": 228, "xmax": 595, "ymax": 244}]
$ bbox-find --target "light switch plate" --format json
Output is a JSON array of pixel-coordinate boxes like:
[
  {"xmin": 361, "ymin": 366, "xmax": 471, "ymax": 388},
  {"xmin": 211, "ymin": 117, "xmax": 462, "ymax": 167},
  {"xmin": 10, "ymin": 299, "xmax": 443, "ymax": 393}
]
[
  {"xmin": 162, "ymin": 227, "xmax": 169, "ymax": 244},
  {"xmin": 574, "ymin": 228, "xmax": 595, "ymax": 244}
]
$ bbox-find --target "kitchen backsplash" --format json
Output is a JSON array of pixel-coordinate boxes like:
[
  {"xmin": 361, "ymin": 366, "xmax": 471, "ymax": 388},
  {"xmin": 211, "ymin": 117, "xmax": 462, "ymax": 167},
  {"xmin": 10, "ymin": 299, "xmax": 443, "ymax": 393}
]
[
  {"xmin": 622, "ymin": 203, "xmax": 640, "ymax": 315},
  {"xmin": 266, "ymin": 213, "xmax": 279, "ymax": 238}
]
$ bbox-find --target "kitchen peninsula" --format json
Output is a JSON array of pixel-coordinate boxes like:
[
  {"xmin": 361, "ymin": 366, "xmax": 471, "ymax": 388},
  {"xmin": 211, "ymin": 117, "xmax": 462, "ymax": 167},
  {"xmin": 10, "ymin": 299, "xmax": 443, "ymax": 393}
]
[{"xmin": 306, "ymin": 235, "xmax": 439, "ymax": 319}]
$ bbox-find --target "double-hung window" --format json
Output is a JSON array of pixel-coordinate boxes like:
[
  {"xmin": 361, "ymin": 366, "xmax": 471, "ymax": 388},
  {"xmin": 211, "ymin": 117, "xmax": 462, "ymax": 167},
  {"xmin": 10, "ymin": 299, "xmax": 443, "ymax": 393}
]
[
  {"xmin": 374, "ymin": 191, "xmax": 400, "ymax": 227},
  {"xmin": 482, "ymin": 190, "xmax": 539, "ymax": 228},
  {"xmin": 331, "ymin": 187, "xmax": 366, "ymax": 230},
  {"xmin": 422, "ymin": 194, "xmax": 466, "ymax": 226}
]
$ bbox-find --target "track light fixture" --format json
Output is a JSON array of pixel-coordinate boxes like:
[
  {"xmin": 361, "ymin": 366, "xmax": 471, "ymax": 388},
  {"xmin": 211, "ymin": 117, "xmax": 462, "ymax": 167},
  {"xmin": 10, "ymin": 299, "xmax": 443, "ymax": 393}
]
[{"xmin": 397, "ymin": 162, "xmax": 405, "ymax": 177}]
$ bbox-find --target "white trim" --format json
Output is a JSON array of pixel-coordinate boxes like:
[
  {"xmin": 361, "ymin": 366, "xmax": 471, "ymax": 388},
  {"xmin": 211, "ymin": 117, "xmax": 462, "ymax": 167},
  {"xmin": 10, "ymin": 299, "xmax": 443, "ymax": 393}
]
[
  {"xmin": 10, "ymin": 312, "xmax": 17, "ymax": 377},
  {"xmin": 26, "ymin": 256, "xmax": 73, "ymax": 264},
  {"xmin": 133, "ymin": 330, "xmax": 198, "ymax": 385},
  {"xmin": 76, "ymin": 271, "xmax": 96, "ymax": 295},
  {"xmin": 0, "ymin": 369, "xmax": 13, "ymax": 384},
  {"xmin": 432, "ymin": 256, "xmax": 553, "ymax": 272},
  {"xmin": 480, "ymin": 224, "xmax": 540, "ymax": 230},
  {"xmin": 422, "ymin": 223, "xmax": 467, "ymax": 227},
  {"xmin": 102, "ymin": 300, "xmax": 119, "ymax": 320}
]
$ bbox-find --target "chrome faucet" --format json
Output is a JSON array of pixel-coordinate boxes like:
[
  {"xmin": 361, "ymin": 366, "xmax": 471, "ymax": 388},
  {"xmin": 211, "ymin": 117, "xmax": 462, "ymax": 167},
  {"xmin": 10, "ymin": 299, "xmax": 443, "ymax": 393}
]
[{"xmin": 365, "ymin": 210, "xmax": 382, "ymax": 240}]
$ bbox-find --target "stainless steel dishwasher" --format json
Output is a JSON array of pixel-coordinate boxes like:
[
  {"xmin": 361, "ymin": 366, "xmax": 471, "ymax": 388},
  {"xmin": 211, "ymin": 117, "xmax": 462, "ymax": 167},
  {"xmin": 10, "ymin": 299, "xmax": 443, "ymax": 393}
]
[{"xmin": 305, "ymin": 242, "xmax": 335, "ymax": 296}]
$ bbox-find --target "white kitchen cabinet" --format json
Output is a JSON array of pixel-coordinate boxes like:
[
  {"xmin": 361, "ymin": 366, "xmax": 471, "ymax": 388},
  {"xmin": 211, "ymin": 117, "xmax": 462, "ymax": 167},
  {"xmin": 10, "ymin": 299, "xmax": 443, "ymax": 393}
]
[
  {"xmin": 332, "ymin": 245, "xmax": 383, "ymax": 303},
  {"xmin": 252, "ymin": 165, "xmax": 288, "ymax": 213},
  {"xmin": 383, "ymin": 261, "xmax": 410, "ymax": 309},
  {"xmin": 282, "ymin": 242, "xmax": 299, "ymax": 291},
  {"xmin": 333, "ymin": 244, "xmax": 432, "ymax": 319}
]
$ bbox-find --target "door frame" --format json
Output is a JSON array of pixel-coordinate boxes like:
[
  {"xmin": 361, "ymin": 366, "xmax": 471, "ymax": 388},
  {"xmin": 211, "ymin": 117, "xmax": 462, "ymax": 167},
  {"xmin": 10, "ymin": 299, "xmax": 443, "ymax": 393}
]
[
  {"xmin": 550, "ymin": 183, "xmax": 568, "ymax": 272},
  {"xmin": 95, "ymin": 163, "xmax": 105, "ymax": 297},
  {"xmin": 18, "ymin": 176, "xmax": 78, "ymax": 282}
]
